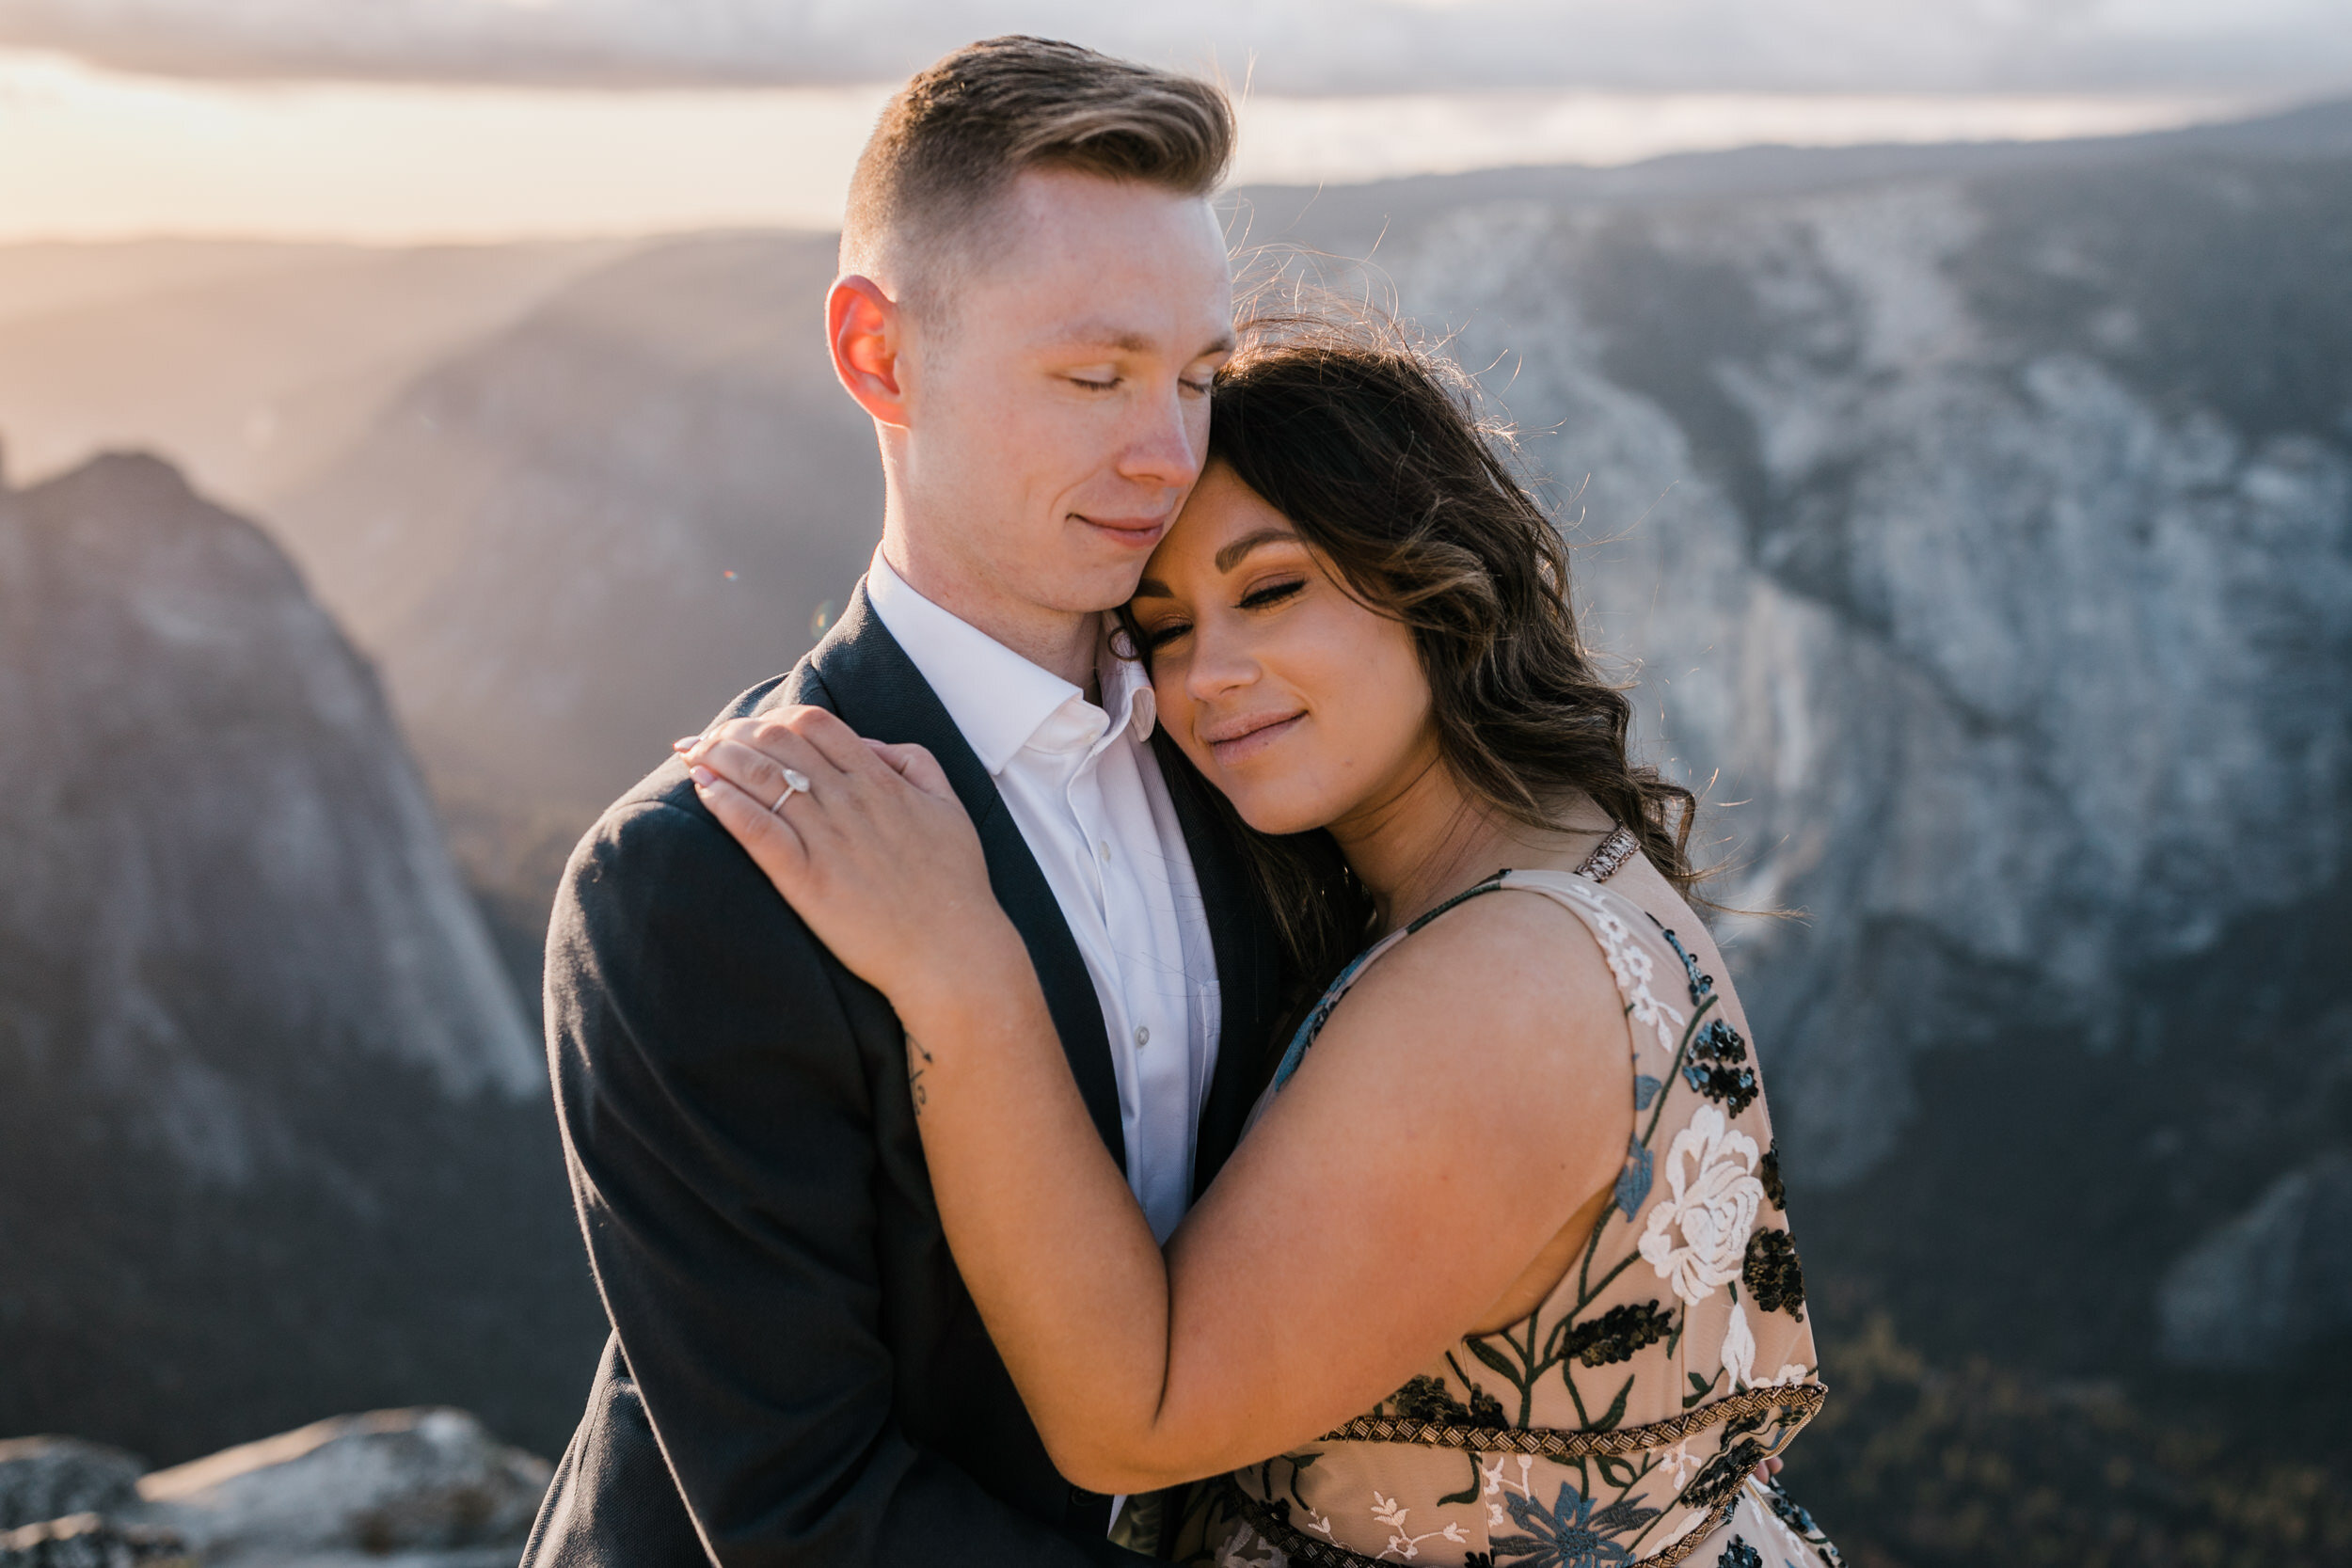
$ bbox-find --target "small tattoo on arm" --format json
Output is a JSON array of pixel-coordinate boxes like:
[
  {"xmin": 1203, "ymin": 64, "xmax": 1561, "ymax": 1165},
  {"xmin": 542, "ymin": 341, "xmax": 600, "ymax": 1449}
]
[{"xmin": 907, "ymin": 1037, "xmax": 933, "ymax": 1117}]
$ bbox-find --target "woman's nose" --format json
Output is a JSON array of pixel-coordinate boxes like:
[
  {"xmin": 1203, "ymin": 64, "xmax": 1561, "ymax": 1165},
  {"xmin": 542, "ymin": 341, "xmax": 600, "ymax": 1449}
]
[{"xmin": 1184, "ymin": 616, "xmax": 1258, "ymax": 701}]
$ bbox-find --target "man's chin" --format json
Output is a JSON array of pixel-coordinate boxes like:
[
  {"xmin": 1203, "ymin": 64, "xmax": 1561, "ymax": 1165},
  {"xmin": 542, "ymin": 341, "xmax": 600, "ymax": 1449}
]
[{"xmin": 1043, "ymin": 568, "xmax": 1153, "ymax": 619}]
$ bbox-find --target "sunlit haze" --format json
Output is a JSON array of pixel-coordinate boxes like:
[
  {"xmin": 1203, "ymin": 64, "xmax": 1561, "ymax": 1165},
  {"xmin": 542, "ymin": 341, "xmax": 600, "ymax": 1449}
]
[{"xmin": 0, "ymin": 47, "xmax": 2265, "ymax": 244}]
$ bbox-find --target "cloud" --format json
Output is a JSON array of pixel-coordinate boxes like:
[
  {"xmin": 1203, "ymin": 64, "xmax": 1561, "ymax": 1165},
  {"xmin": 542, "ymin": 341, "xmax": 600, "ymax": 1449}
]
[{"xmin": 0, "ymin": 0, "xmax": 2346, "ymax": 95}]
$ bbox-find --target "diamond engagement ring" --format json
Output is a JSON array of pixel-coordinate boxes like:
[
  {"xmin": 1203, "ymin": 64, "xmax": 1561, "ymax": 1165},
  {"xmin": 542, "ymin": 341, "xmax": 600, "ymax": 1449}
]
[{"xmin": 771, "ymin": 768, "xmax": 812, "ymax": 815}]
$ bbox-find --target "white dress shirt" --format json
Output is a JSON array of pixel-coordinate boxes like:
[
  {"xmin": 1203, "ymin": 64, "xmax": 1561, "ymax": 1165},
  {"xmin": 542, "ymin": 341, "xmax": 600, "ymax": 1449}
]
[{"xmin": 865, "ymin": 550, "xmax": 1221, "ymax": 1243}]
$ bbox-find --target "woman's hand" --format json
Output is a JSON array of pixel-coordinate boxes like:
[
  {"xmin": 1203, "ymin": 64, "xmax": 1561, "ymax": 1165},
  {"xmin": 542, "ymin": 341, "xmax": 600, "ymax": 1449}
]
[{"xmin": 677, "ymin": 707, "xmax": 1019, "ymax": 1010}]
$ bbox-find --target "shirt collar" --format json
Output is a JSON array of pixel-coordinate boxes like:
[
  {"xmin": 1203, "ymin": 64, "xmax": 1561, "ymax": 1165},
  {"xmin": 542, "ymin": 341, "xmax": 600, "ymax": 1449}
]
[{"xmin": 864, "ymin": 548, "xmax": 1154, "ymax": 776}]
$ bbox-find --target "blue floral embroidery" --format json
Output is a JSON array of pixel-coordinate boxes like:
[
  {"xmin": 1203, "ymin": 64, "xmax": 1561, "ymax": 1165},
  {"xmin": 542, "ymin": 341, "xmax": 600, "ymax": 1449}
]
[
  {"xmin": 1660, "ymin": 927, "xmax": 1713, "ymax": 1006},
  {"xmin": 1491, "ymin": 1481, "xmax": 1660, "ymax": 1568},
  {"xmin": 1633, "ymin": 1073, "xmax": 1663, "ymax": 1110},
  {"xmin": 1614, "ymin": 1134, "xmax": 1654, "ymax": 1216}
]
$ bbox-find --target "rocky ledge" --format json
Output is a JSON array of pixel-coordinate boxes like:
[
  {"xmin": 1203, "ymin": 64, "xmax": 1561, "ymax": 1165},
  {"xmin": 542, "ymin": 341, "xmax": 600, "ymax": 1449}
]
[{"xmin": 0, "ymin": 1410, "xmax": 549, "ymax": 1568}]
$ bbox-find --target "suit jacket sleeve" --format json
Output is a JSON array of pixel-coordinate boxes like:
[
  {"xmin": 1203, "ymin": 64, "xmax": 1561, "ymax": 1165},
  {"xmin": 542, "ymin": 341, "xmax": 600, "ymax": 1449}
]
[{"xmin": 547, "ymin": 784, "xmax": 1140, "ymax": 1566}]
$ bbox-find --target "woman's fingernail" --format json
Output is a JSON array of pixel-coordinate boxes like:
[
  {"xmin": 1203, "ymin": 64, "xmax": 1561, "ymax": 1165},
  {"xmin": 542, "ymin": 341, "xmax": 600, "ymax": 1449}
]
[
  {"xmin": 673, "ymin": 736, "xmax": 700, "ymax": 752},
  {"xmin": 689, "ymin": 765, "xmax": 716, "ymax": 787}
]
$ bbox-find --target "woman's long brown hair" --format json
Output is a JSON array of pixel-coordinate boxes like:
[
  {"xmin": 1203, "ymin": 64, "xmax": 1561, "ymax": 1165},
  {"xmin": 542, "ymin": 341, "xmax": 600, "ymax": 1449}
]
[{"xmin": 1141, "ymin": 309, "xmax": 1702, "ymax": 1012}]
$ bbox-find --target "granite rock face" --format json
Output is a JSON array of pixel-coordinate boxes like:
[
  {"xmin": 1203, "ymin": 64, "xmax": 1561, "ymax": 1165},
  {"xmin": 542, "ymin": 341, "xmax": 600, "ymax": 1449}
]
[
  {"xmin": 0, "ymin": 454, "xmax": 604, "ymax": 1460},
  {"xmin": 0, "ymin": 1410, "xmax": 548, "ymax": 1568},
  {"xmin": 0, "ymin": 1441, "xmax": 144, "ymax": 1533},
  {"xmin": 2156, "ymin": 1148, "xmax": 2352, "ymax": 1368},
  {"xmin": 0, "ymin": 1513, "xmax": 194, "ymax": 1568},
  {"xmin": 1337, "ymin": 147, "xmax": 2352, "ymax": 1181},
  {"xmin": 135, "ymin": 1408, "xmax": 550, "ymax": 1565}
]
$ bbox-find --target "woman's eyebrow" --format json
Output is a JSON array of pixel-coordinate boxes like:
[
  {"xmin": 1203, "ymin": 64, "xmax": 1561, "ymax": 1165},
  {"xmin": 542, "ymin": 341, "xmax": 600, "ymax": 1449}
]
[
  {"xmin": 1131, "ymin": 578, "xmax": 1174, "ymax": 599},
  {"xmin": 1215, "ymin": 528, "xmax": 1301, "ymax": 572}
]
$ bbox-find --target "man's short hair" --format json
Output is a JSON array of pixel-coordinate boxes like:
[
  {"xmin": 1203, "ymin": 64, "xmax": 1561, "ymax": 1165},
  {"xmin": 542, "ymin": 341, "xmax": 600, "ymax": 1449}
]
[{"xmin": 842, "ymin": 36, "xmax": 1234, "ymax": 324}]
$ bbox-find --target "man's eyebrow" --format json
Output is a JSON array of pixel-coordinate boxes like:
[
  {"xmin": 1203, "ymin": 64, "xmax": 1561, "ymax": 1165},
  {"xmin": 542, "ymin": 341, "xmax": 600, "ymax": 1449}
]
[
  {"xmin": 1215, "ymin": 527, "xmax": 1300, "ymax": 573},
  {"xmin": 1045, "ymin": 319, "xmax": 1158, "ymax": 353},
  {"xmin": 1042, "ymin": 323, "xmax": 1238, "ymax": 357}
]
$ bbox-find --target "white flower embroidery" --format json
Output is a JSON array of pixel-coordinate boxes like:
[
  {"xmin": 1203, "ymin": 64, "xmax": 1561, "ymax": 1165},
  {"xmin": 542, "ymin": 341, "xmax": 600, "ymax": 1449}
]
[
  {"xmin": 1724, "ymin": 1304, "xmax": 1813, "ymax": 1392},
  {"xmin": 1722, "ymin": 1300, "xmax": 1757, "ymax": 1388},
  {"xmin": 1480, "ymin": 1452, "xmax": 1535, "ymax": 1530},
  {"xmin": 1481, "ymin": 1453, "xmax": 1536, "ymax": 1500},
  {"xmin": 1638, "ymin": 1105, "xmax": 1764, "ymax": 1304},
  {"xmin": 1367, "ymin": 1491, "xmax": 1466, "ymax": 1561},
  {"xmin": 1731, "ymin": 1307, "xmax": 1816, "ymax": 1391},
  {"xmin": 1544, "ymin": 876, "xmax": 1686, "ymax": 1053},
  {"xmin": 1660, "ymin": 1439, "xmax": 1701, "ymax": 1489}
]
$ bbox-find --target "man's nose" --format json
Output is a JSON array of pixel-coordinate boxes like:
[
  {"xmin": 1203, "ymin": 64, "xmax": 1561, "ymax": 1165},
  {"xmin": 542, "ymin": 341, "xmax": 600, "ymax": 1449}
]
[{"xmin": 1118, "ymin": 381, "xmax": 1204, "ymax": 490}]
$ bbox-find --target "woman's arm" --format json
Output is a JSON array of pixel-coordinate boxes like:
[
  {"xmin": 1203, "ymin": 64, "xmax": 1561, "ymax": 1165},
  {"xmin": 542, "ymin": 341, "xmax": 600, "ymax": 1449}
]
[{"xmin": 685, "ymin": 707, "xmax": 1630, "ymax": 1493}]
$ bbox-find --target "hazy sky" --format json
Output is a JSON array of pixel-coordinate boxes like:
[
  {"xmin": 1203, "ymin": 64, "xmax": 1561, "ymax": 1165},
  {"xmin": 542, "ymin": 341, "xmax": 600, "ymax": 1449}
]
[
  {"xmin": 1, "ymin": 1, "xmax": 2345, "ymax": 243},
  {"xmin": 4, "ymin": 0, "xmax": 2350, "ymax": 92}
]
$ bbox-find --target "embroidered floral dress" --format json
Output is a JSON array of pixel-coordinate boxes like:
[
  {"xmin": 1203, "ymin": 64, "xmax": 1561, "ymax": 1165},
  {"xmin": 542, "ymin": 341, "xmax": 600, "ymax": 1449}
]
[{"xmin": 1174, "ymin": 868, "xmax": 1841, "ymax": 1568}]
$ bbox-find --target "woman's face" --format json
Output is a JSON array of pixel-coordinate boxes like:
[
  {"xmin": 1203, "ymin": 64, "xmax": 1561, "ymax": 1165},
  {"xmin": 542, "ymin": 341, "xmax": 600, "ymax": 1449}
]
[{"xmin": 1129, "ymin": 461, "xmax": 1438, "ymax": 837}]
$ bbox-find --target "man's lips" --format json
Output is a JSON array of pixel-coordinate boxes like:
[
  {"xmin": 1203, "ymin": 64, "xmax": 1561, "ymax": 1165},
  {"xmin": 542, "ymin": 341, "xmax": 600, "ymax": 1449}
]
[
  {"xmin": 1201, "ymin": 710, "xmax": 1305, "ymax": 766},
  {"xmin": 1075, "ymin": 512, "xmax": 1171, "ymax": 548}
]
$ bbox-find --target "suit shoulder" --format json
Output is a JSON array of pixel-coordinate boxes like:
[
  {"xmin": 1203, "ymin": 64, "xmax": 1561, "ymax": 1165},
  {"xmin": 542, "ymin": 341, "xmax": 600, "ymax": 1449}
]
[{"xmin": 582, "ymin": 663, "xmax": 834, "ymax": 832}]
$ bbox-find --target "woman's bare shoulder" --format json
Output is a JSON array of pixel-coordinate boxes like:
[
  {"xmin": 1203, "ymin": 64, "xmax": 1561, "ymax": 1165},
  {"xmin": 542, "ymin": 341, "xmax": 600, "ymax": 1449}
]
[{"xmin": 1308, "ymin": 882, "xmax": 1636, "ymax": 1087}]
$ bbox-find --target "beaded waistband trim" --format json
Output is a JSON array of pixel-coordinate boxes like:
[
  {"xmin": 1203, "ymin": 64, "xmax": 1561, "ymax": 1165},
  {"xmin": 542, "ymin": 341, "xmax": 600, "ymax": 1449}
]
[
  {"xmin": 1226, "ymin": 1481, "xmax": 1740, "ymax": 1568},
  {"xmin": 1313, "ymin": 1381, "xmax": 1824, "ymax": 1460}
]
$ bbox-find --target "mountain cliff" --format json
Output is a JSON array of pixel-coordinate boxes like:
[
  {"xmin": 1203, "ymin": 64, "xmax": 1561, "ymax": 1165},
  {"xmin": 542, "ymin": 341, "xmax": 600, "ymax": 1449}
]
[{"xmin": 0, "ymin": 451, "xmax": 604, "ymax": 1463}]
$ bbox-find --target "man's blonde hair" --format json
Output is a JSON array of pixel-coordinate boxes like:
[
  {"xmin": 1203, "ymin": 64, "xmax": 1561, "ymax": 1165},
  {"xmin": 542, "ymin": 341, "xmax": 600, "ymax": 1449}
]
[{"xmin": 842, "ymin": 36, "xmax": 1233, "ymax": 324}]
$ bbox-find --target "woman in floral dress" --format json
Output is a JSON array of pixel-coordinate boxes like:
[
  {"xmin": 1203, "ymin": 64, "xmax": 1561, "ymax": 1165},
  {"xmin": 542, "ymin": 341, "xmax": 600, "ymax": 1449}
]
[{"xmin": 687, "ymin": 320, "xmax": 1842, "ymax": 1568}]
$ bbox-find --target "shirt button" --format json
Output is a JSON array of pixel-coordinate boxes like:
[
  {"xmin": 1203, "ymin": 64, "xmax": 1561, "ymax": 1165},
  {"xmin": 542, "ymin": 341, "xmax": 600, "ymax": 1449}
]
[
  {"xmin": 1097, "ymin": 840, "xmax": 1112, "ymax": 863},
  {"xmin": 1135, "ymin": 1025, "xmax": 1151, "ymax": 1047}
]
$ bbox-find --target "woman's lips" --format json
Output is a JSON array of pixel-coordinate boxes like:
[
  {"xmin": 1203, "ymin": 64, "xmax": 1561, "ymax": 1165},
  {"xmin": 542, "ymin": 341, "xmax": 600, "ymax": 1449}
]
[{"xmin": 1203, "ymin": 711, "xmax": 1304, "ymax": 767}]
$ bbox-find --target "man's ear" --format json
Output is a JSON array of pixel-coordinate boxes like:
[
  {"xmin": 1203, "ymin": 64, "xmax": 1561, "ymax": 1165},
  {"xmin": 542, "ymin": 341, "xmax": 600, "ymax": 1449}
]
[{"xmin": 828, "ymin": 275, "xmax": 911, "ymax": 428}]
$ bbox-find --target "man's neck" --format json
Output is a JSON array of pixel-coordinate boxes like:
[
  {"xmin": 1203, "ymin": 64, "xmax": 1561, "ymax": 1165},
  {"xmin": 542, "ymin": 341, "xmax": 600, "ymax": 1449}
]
[{"xmin": 879, "ymin": 533, "xmax": 1101, "ymax": 689}]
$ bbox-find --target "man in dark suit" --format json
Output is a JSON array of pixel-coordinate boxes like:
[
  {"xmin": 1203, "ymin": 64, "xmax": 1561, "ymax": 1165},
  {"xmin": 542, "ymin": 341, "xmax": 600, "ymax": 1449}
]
[{"xmin": 519, "ymin": 37, "xmax": 1282, "ymax": 1567}]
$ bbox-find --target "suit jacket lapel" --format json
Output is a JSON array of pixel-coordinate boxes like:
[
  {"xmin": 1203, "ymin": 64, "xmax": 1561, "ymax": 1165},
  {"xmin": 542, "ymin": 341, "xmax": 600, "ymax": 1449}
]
[
  {"xmin": 1152, "ymin": 731, "xmax": 1284, "ymax": 1197},
  {"xmin": 790, "ymin": 583, "xmax": 1127, "ymax": 1169}
]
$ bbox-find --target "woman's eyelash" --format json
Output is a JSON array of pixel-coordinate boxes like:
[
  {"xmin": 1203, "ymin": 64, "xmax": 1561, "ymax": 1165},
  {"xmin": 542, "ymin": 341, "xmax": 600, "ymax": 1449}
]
[{"xmin": 1140, "ymin": 622, "xmax": 1190, "ymax": 649}]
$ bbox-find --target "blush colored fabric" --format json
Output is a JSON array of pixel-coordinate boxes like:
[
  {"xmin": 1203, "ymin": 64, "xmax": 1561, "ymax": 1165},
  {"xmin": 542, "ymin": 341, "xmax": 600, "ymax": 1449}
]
[{"xmin": 1181, "ymin": 870, "xmax": 1842, "ymax": 1568}]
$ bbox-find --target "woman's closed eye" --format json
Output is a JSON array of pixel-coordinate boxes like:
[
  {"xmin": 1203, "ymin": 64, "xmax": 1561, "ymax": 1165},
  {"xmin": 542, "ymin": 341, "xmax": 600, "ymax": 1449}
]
[
  {"xmin": 1239, "ymin": 578, "xmax": 1305, "ymax": 611},
  {"xmin": 1138, "ymin": 617, "xmax": 1191, "ymax": 651},
  {"xmin": 1134, "ymin": 578, "xmax": 1305, "ymax": 650}
]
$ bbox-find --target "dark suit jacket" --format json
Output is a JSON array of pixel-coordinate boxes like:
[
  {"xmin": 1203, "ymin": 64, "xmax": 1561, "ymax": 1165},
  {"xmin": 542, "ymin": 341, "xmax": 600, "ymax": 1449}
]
[{"xmin": 519, "ymin": 584, "xmax": 1286, "ymax": 1566}]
